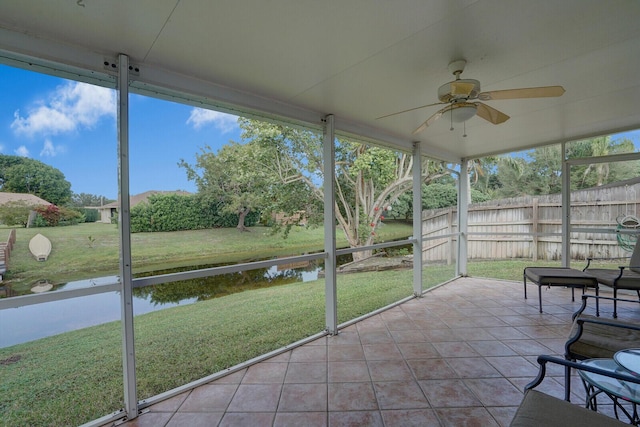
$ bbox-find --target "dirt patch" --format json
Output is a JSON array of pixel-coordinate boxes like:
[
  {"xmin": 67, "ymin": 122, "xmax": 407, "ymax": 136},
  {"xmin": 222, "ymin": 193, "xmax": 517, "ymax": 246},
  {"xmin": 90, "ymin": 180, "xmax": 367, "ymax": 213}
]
[
  {"xmin": 0, "ymin": 354, "xmax": 22, "ymax": 365},
  {"xmin": 319, "ymin": 254, "xmax": 413, "ymax": 277}
]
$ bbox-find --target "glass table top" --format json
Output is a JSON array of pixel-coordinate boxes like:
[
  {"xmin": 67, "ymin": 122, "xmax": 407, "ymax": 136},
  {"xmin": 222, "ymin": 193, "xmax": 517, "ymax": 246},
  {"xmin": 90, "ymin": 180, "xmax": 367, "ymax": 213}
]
[
  {"xmin": 615, "ymin": 348, "xmax": 640, "ymax": 376},
  {"xmin": 579, "ymin": 358, "xmax": 640, "ymax": 404}
]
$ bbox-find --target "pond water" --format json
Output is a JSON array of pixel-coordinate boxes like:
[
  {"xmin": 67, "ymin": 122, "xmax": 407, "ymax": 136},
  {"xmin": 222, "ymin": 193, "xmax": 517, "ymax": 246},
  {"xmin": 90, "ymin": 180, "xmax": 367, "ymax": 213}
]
[{"xmin": 0, "ymin": 260, "xmax": 326, "ymax": 348}]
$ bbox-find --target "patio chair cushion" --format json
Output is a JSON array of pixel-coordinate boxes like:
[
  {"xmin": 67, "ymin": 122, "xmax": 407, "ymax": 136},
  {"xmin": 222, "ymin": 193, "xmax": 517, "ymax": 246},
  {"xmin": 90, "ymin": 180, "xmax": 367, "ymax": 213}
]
[
  {"xmin": 631, "ymin": 239, "xmax": 640, "ymax": 273},
  {"xmin": 510, "ymin": 389, "xmax": 626, "ymax": 426},
  {"xmin": 583, "ymin": 268, "xmax": 640, "ymax": 289},
  {"xmin": 567, "ymin": 314, "xmax": 640, "ymax": 360},
  {"xmin": 524, "ymin": 267, "xmax": 598, "ymax": 287}
]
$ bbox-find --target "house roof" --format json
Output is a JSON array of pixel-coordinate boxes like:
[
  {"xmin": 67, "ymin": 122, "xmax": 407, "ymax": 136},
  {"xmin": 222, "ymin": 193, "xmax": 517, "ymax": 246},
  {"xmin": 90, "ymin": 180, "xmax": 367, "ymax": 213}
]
[
  {"xmin": 1, "ymin": 1, "xmax": 639, "ymax": 162},
  {"xmin": 99, "ymin": 190, "xmax": 192, "ymax": 209},
  {"xmin": 0, "ymin": 192, "xmax": 51, "ymax": 206}
]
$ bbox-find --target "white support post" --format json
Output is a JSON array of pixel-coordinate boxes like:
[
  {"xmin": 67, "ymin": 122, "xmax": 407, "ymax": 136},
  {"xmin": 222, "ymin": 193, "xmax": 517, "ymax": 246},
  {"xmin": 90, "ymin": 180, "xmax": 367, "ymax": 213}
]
[
  {"xmin": 457, "ymin": 159, "xmax": 469, "ymax": 276},
  {"xmin": 561, "ymin": 142, "xmax": 571, "ymax": 267},
  {"xmin": 412, "ymin": 142, "xmax": 423, "ymax": 296},
  {"xmin": 117, "ymin": 54, "xmax": 138, "ymax": 419},
  {"xmin": 323, "ymin": 114, "xmax": 338, "ymax": 335}
]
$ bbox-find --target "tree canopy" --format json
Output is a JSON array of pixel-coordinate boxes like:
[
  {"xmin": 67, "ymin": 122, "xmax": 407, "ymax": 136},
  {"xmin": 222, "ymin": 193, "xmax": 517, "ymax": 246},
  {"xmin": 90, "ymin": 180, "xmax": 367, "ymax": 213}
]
[
  {"xmin": 180, "ymin": 141, "xmax": 270, "ymax": 231},
  {"xmin": 70, "ymin": 193, "xmax": 115, "ymax": 207},
  {"xmin": 0, "ymin": 155, "xmax": 72, "ymax": 206},
  {"xmin": 182, "ymin": 118, "xmax": 447, "ymax": 260},
  {"xmin": 468, "ymin": 136, "xmax": 639, "ymax": 199}
]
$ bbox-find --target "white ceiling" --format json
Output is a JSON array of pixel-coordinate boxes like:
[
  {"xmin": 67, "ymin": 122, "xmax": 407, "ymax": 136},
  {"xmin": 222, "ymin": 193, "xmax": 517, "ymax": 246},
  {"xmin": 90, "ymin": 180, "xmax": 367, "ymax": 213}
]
[{"xmin": 1, "ymin": 0, "xmax": 639, "ymax": 162}]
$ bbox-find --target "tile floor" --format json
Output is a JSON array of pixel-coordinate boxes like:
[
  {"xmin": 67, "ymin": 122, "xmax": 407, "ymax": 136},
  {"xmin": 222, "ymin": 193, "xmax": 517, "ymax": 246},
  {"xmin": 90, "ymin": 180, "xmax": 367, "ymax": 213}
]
[{"xmin": 117, "ymin": 277, "xmax": 640, "ymax": 427}]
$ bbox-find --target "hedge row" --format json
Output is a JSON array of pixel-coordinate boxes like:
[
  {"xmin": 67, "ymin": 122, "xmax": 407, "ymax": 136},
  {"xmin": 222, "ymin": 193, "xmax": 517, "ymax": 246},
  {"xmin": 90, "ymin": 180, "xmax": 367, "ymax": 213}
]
[{"xmin": 130, "ymin": 194, "xmax": 259, "ymax": 233}]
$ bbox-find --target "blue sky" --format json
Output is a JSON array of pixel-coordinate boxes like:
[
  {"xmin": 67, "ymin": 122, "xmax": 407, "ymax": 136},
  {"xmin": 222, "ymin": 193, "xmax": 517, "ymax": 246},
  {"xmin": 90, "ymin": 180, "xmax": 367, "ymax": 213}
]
[
  {"xmin": 0, "ymin": 64, "xmax": 242, "ymax": 200},
  {"xmin": 1, "ymin": 64, "xmax": 640, "ymax": 202}
]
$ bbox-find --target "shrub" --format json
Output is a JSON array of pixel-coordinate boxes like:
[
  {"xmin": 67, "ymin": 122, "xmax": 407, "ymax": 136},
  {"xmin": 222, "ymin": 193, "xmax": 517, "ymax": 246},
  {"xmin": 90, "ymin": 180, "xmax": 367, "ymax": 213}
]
[
  {"xmin": 0, "ymin": 201, "xmax": 32, "ymax": 227},
  {"xmin": 57, "ymin": 206, "xmax": 84, "ymax": 226},
  {"xmin": 129, "ymin": 194, "xmax": 259, "ymax": 233},
  {"xmin": 32, "ymin": 205, "xmax": 84, "ymax": 227},
  {"xmin": 76, "ymin": 208, "xmax": 99, "ymax": 222},
  {"xmin": 33, "ymin": 204, "xmax": 61, "ymax": 226}
]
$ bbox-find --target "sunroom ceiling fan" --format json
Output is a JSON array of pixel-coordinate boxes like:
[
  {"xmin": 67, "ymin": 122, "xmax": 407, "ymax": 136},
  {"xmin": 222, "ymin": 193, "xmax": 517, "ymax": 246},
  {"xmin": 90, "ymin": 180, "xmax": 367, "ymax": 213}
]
[{"xmin": 377, "ymin": 59, "xmax": 565, "ymax": 134}]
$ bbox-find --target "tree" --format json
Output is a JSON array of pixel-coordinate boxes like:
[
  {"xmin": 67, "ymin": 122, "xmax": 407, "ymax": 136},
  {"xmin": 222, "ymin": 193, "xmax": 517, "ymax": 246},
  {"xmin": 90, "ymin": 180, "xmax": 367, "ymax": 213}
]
[
  {"xmin": 388, "ymin": 180, "xmax": 491, "ymax": 219},
  {"xmin": 70, "ymin": 193, "xmax": 114, "ymax": 207},
  {"xmin": 579, "ymin": 137, "xmax": 610, "ymax": 186},
  {"xmin": 0, "ymin": 155, "xmax": 72, "ymax": 205},
  {"xmin": 236, "ymin": 119, "xmax": 447, "ymax": 260},
  {"xmin": 180, "ymin": 142, "xmax": 268, "ymax": 232},
  {"xmin": 182, "ymin": 118, "xmax": 447, "ymax": 259},
  {"xmin": 0, "ymin": 201, "xmax": 32, "ymax": 227},
  {"xmin": 570, "ymin": 136, "xmax": 638, "ymax": 189},
  {"xmin": 466, "ymin": 157, "xmax": 498, "ymax": 202},
  {"xmin": 490, "ymin": 137, "xmax": 639, "ymax": 198}
]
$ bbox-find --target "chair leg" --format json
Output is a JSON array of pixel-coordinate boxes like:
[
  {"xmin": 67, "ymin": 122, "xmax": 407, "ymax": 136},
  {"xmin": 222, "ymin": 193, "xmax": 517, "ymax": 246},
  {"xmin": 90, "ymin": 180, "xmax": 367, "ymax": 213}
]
[
  {"xmin": 614, "ymin": 288, "xmax": 618, "ymax": 318},
  {"xmin": 538, "ymin": 284, "xmax": 543, "ymax": 313},
  {"xmin": 565, "ymin": 362, "xmax": 572, "ymax": 402},
  {"xmin": 596, "ymin": 285, "xmax": 600, "ymax": 317},
  {"xmin": 523, "ymin": 269, "xmax": 527, "ymax": 300}
]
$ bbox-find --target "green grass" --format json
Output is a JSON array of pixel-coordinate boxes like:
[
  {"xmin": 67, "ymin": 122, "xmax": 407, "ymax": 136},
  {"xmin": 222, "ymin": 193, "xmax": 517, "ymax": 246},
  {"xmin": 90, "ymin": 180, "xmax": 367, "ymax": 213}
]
[
  {"xmin": 1, "ymin": 265, "xmax": 453, "ymax": 426},
  {"xmin": 1, "ymin": 221, "xmax": 413, "ymax": 292},
  {"xmin": 0, "ymin": 221, "xmax": 420, "ymax": 425},
  {"xmin": 466, "ymin": 258, "xmax": 619, "ymax": 281}
]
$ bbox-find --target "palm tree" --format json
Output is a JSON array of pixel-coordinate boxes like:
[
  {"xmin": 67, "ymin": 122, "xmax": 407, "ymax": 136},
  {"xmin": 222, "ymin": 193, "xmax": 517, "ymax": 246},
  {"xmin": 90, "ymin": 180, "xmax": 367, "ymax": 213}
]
[{"xmin": 581, "ymin": 136, "xmax": 610, "ymax": 187}]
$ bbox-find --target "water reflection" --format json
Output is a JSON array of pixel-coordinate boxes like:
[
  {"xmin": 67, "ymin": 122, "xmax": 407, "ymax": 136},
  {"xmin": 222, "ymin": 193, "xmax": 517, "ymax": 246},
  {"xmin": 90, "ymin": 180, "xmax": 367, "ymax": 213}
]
[
  {"xmin": 133, "ymin": 261, "xmax": 320, "ymax": 305},
  {"xmin": 0, "ymin": 260, "xmax": 324, "ymax": 348}
]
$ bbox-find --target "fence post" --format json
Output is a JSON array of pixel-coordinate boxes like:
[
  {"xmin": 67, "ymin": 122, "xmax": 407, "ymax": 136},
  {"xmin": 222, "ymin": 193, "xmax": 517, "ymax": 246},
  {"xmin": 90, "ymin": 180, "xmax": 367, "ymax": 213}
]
[
  {"xmin": 532, "ymin": 198, "xmax": 539, "ymax": 261},
  {"xmin": 447, "ymin": 207, "xmax": 453, "ymax": 265}
]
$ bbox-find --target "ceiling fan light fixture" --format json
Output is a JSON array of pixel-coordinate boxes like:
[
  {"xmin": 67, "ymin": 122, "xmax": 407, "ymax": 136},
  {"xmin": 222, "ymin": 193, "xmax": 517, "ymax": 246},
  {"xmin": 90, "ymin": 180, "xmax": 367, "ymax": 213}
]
[{"xmin": 449, "ymin": 103, "xmax": 477, "ymax": 123}]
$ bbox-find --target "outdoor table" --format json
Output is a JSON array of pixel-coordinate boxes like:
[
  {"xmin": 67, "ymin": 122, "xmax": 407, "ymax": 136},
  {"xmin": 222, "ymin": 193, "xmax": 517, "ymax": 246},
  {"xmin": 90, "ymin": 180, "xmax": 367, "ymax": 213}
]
[
  {"xmin": 579, "ymin": 357, "xmax": 640, "ymax": 425},
  {"xmin": 523, "ymin": 267, "xmax": 599, "ymax": 314},
  {"xmin": 615, "ymin": 348, "xmax": 640, "ymax": 375}
]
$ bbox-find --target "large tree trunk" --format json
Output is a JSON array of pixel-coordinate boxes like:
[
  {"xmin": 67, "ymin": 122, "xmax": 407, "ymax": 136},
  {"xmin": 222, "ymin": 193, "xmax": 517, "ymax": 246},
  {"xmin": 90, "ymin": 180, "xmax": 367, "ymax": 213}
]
[
  {"xmin": 236, "ymin": 208, "xmax": 251, "ymax": 232},
  {"xmin": 351, "ymin": 250, "xmax": 373, "ymax": 262}
]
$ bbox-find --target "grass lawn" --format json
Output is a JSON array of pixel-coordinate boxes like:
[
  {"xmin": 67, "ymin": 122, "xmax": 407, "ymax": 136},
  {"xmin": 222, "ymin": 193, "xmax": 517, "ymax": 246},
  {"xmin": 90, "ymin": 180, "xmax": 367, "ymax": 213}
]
[
  {"xmin": 1, "ymin": 264, "xmax": 454, "ymax": 426},
  {"xmin": 1, "ymin": 220, "xmax": 413, "ymax": 293}
]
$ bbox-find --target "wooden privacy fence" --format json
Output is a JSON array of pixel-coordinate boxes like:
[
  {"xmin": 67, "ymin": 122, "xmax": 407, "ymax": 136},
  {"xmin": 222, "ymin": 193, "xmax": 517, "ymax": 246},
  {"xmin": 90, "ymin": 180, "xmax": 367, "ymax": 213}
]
[
  {"xmin": 422, "ymin": 179, "xmax": 640, "ymax": 264},
  {"xmin": 0, "ymin": 228, "xmax": 16, "ymax": 276}
]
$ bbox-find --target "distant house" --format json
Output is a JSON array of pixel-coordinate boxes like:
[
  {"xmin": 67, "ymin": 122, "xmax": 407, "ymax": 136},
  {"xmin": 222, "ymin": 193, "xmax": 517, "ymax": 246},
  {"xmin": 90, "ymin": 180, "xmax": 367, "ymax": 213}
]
[
  {"xmin": 0, "ymin": 192, "xmax": 52, "ymax": 207},
  {"xmin": 96, "ymin": 190, "xmax": 192, "ymax": 223}
]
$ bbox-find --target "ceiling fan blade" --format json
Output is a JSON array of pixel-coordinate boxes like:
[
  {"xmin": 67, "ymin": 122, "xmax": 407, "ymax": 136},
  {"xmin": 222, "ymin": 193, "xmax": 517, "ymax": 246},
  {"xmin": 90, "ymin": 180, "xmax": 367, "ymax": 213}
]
[
  {"xmin": 478, "ymin": 85, "xmax": 565, "ymax": 101},
  {"xmin": 476, "ymin": 102, "xmax": 510, "ymax": 124},
  {"xmin": 376, "ymin": 102, "xmax": 446, "ymax": 120},
  {"xmin": 412, "ymin": 106, "xmax": 448, "ymax": 134},
  {"xmin": 450, "ymin": 81, "xmax": 476, "ymax": 96}
]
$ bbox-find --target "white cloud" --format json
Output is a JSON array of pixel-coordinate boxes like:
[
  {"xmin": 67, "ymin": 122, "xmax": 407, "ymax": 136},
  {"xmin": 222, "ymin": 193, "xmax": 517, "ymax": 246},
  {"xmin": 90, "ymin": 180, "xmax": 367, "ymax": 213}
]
[
  {"xmin": 15, "ymin": 146, "xmax": 30, "ymax": 157},
  {"xmin": 11, "ymin": 82, "xmax": 116, "ymax": 137},
  {"xmin": 186, "ymin": 108, "xmax": 238, "ymax": 133},
  {"xmin": 40, "ymin": 139, "xmax": 65, "ymax": 157}
]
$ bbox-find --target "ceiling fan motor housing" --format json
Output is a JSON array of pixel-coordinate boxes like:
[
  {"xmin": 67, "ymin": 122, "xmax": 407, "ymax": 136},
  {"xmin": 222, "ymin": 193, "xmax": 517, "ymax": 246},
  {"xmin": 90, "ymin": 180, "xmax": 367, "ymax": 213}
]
[{"xmin": 438, "ymin": 79, "xmax": 481, "ymax": 102}]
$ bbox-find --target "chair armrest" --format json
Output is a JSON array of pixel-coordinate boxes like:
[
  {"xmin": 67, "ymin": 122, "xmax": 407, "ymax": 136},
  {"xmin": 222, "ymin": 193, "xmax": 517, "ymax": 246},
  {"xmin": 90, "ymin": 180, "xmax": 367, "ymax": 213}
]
[
  {"xmin": 526, "ymin": 354, "xmax": 640, "ymax": 393},
  {"xmin": 577, "ymin": 316, "xmax": 640, "ymax": 332},
  {"xmin": 580, "ymin": 294, "xmax": 640, "ymax": 306},
  {"xmin": 584, "ymin": 256, "xmax": 631, "ymax": 271},
  {"xmin": 572, "ymin": 294, "xmax": 640, "ymax": 321},
  {"xmin": 566, "ymin": 309, "xmax": 640, "ymax": 361},
  {"xmin": 587, "ymin": 256, "xmax": 631, "ymax": 262}
]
